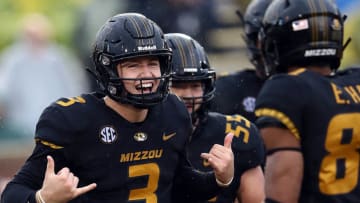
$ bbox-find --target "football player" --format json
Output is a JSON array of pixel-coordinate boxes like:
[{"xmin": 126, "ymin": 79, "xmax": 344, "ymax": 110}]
[
  {"xmin": 166, "ymin": 33, "xmax": 265, "ymax": 203},
  {"xmin": 1, "ymin": 13, "xmax": 235, "ymax": 203},
  {"xmin": 255, "ymin": 0, "xmax": 360, "ymax": 202},
  {"xmin": 209, "ymin": 0, "xmax": 273, "ymax": 122}
]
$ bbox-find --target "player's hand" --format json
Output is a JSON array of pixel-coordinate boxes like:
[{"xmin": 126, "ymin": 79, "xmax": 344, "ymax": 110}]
[
  {"xmin": 201, "ymin": 133, "xmax": 234, "ymax": 186},
  {"xmin": 39, "ymin": 155, "xmax": 97, "ymax": 203}
]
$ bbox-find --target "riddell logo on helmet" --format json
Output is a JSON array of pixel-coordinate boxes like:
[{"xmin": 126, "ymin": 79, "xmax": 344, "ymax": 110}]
[
  {"xmin": 138, "ymin": 45, "xmax": 157, "ymax": 51},
  {"xmin": 304, "ymin": 49, "xmax": 336, "ymax": 57}
]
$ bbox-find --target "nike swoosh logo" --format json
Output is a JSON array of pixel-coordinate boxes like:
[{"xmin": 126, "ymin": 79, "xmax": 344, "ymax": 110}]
[
  {"xmin": 203, "ymin": 159, "xmax": 210, "ymax": 167},
  {"xmin": 162, "ymin": 132, "xmax": 176, "ymax": 141}
]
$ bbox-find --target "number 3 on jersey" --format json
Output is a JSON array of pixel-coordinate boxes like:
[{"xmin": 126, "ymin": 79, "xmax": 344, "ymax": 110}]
[
  {"xmin": 319, "ymin": 113, "xmax": 360, "ymax": 195},
  {"xmin": 56, "ymin": 96, "xmax": 86, "ymax": 107},
  {"xmin": 128, "ymin": 163, "xmax": 160, "ymax": 203}
]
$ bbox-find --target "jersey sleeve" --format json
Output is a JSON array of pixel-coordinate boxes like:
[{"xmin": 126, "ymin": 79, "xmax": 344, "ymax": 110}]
[
  {"xmin": 1, "ymin": 143, "xmax": 68, "ymax": 203},
  {"xmin": 35, "ymin": 97, "xmax": 89, "ymax": 146},
  {"xmin": 1, "ymin": 98, "xmax": 85, "ymax": 203},
  {"xmin": 255, "ymin": 74, "xmax": 306, "ymax": 140},
  {"xmin": 230, "ymin": 117, "xmax": 265, "ymax": 171}
]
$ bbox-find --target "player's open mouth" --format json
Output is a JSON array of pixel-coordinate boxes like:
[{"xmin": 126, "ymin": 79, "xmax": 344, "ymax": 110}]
[
  {"xmin": 185, "ymin": 103, "xmax": 194, "ymax": 109},
  {"xmin": 135, "ymin": 82, "xmax": 153, "ymax": 93}
]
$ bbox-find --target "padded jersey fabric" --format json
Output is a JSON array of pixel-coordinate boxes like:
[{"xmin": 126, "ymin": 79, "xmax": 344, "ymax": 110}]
[
  {"xmin": 1, "ymin": 93, "xmax": 222, "ymax": 203},
  {"xmin": 256, "ymin": 68, "xmax": 360, "ymax": 203}
]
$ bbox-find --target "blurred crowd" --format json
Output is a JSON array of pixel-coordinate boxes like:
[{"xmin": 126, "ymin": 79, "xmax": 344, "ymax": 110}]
[
  {"xmin": 0, "ymin": 0, "xmax": 242, "ymax": 140},
  {"xmin": 0, "ymin": 13, "xmax": 89, "ymax": 139}
]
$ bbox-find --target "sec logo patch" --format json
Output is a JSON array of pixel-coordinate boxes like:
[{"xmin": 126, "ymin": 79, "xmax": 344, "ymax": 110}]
[
  {"xmin": 242, "ymin": 96, "xmax": 256, "ymax": 112},
  {"xmin": 99, "ymin": 126, "xmax": 117, "ymax": 144}
]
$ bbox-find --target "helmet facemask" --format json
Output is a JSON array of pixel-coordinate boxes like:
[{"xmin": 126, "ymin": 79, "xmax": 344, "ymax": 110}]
[
  {"xmin": 171, "ymin": 65, "xmax": 216, "ymax": 106},
  {"xmin": 98, "ymin": 54, "xmax": 171, "ymax": 108},
  {"xmin": 170, "ymin": 68, "xmax": 216, "ymax": 125},
  {"xmin": 243, "ymin": 0, "xmax": 274, "ymax": 79}
]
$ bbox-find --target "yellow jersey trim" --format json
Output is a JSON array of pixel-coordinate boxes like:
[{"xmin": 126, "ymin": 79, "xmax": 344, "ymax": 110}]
[
  {"xmin": 255, "ymin": 108, "xmax": 300, "ymax": 140},
  {"xmin": 288, "ymin": 68, "xmax": 306, "ymax": 76},
  {"xmin": 36, "ymin": 139, "xmax": 64, "ymax": 149}
]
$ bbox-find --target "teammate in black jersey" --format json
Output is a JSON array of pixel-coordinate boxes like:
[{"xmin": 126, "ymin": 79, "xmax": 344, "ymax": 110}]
[
  {"xmin": 209, "ymin": 0, "xmax": 272, "ymax": 122},
  {"xmin": 1, "ymin": 13, "xmax": 235, "ymax": 203},
  {"xmin": 255, "ymin": 0, "xmax": 360, "ymax": 202},
  {"xmin": 166, "ymin": 33, "xmax": 265, "ymax": 203}
]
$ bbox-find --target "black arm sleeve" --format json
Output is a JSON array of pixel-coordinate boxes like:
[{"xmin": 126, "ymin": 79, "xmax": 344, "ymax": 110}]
[
  {"xmin": 172, "ymin": 152, "xmax": 222, "ymax": 202},
  {"xmin": 1, "ymin": 143, "xmax": 66, "ymax": 203},
  {"xmin": 1, "ymin": 183, "xmax": 37, "ymax": 203}
]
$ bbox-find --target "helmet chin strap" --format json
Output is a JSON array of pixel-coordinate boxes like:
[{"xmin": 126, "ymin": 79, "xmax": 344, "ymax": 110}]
[
  {"xmin": 190, "ymin": 98, "xmax": 198, "ymax": 127},
  {"xmin": 188, "ymin": 97, "xmax": 209, "ymax": 129},
  {"xmin": 181, "ymin": 96, "xmax": 199, "ymax": 127}
]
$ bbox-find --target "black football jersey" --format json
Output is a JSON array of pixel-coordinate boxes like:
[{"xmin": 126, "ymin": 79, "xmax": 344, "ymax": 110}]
[
  {"xmin": 2, "ymin": 93, "xmax": 211, "ymax": 203},
  {"xmin": 255, "ymin": 68, "xmax": 360, "ymax": 202},
  {"xmin": 210, "ymin": 70, "xmax": 264, "ymax": 122},
  {"xmin": 188, "ymin": 112, "xmax": 265, "ymax": 203}
]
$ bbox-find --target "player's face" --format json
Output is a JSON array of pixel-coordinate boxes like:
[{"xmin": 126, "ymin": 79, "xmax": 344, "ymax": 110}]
[
  {"xmin": 117, "ymin": 56, "xmax": 161, "ymax": 95},
  {"xmin": 170, "ymin": 81, "xmax": 204, "ymax": 113}
]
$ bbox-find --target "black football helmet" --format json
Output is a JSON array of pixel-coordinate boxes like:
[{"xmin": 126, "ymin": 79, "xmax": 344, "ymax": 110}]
[
  {"xmin": 92, "ymin": 13, "xmax": 172, "ymax": 108},
  {"xmin": 259, "ymin": 0, "xmax": 344, "ymax": 75},
  {"xmin": 165, "ymin": 33, "xmax": 216, "ymax": 121},
  {"xmin": 243, "ymin": 0, "xmax": 273, "ymax": 78}
]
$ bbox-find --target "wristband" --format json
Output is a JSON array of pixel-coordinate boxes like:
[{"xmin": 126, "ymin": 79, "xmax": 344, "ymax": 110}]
[
  {"xmin": 35, "ymin": 190, "xmax": 46, "ymax": 203},
  {"xmin": 215, "ymin": 176, "xmax": 233, "ymax": 187}
]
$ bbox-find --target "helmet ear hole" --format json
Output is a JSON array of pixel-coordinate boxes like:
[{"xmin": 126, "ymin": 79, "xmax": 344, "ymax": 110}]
[{"xmin": 99, "ymin": 55, "xmax": 111, "ymax": 66}]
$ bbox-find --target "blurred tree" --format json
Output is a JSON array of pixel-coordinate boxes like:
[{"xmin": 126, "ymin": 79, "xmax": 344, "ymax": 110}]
[
  {"xmin": 0, "ymin": 0, "xmax": 89, "ymax": 51},
  {"xmin": 341, "ymin": 13, "xmax": 360, "ymax": 68}
]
